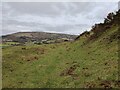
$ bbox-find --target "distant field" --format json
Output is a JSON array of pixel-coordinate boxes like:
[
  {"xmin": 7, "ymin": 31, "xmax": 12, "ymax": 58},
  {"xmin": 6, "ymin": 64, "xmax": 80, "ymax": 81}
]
[
  {"xmin": 0, "ymin": 42, "xmax": 20, "ymax": 49},
  {"xmin": 2, "ymin": 25, "xmax": 119, "ymax": 88}
]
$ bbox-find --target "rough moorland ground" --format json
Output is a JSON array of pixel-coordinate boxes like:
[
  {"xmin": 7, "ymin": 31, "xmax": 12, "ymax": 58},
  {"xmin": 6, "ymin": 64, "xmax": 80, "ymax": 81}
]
[{"xmin": 2, "ymin": 25, "xmax": 119, "ymax": 88}]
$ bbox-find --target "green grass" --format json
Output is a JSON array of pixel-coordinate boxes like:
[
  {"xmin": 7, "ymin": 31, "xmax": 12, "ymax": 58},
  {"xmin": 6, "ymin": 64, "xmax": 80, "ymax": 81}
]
[
  {"xmin": 3, "ymin": 42, "xmax": 20, "ymax": 45},
  {"xmin": 1, "ymin": 42, "xmax": 20, "ymax": 48},
  {"xmin": 2, "ymin": 25, "xmax": 119, "ymax": 88}
]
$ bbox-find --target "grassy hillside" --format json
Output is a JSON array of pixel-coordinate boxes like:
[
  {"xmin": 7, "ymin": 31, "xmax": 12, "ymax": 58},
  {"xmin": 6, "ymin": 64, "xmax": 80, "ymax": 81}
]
[
  {"xmin": 2, "ymin": 24, "xmax": 119, "ymax": 88},
  {"xmin": 2, "ymin": 10, "xmax": 120, "ymax": 88}
]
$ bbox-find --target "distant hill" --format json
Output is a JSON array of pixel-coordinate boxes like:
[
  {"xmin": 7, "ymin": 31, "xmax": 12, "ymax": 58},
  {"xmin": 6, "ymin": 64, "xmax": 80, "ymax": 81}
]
[{"xmin": 2, "ymin": 32, "xmax": 78, "ymax": 43}]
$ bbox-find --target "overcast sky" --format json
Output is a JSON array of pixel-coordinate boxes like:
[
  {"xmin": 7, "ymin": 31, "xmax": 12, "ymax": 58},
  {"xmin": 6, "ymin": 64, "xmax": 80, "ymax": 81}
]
[{"xmin": 2, "ymin": 2, "xmax": 118, "ymax": 35}]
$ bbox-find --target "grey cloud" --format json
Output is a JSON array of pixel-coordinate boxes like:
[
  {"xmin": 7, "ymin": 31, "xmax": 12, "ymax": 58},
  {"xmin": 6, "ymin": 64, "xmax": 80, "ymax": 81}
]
[
  {"xmin": 3, "ymin": 18, "xmax": 90, "ymax": 35},
  {"xmin": 2, "ymin": 2, "xmax": 118, "ymax": 35},
  {"xmin": 3, "ymin": 19, "xmax": 43, "ymax": 27},
  {"xmin": 41, "ymin": 24, "xmax": 91, "ymax": 33},
  {"xmin": 5, "ymin": 2, "xmax": 117, "ymax": 17},
  {"xmin": 118, "ymin": 1, "xmax": 120, "ymax": 9},
  {"xmin": 4, "ymin": 2, "xmax": 62, "ymax": 17},
  {"xmin": 3, "ymin": 2, "xmax": 106, "ymax": 16}
]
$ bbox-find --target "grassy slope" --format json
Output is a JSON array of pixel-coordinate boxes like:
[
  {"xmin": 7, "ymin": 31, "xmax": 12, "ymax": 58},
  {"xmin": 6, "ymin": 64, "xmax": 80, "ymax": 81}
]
[{"xmin": 2, "ymin": 25, "xmax": 119, "ymax": 88}]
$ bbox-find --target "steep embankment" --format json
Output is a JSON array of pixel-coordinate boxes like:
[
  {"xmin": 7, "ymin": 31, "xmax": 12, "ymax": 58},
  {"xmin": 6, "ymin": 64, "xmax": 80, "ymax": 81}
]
[{"xmin": 2, "ymin": 10, "xmax": 120, "ymax": 88}]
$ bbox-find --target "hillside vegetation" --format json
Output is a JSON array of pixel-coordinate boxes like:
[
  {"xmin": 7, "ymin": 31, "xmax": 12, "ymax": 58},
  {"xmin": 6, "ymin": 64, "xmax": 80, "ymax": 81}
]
[{"xmin": 2, "ymin": 10, "xmax": 120, "ymax": 88}]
